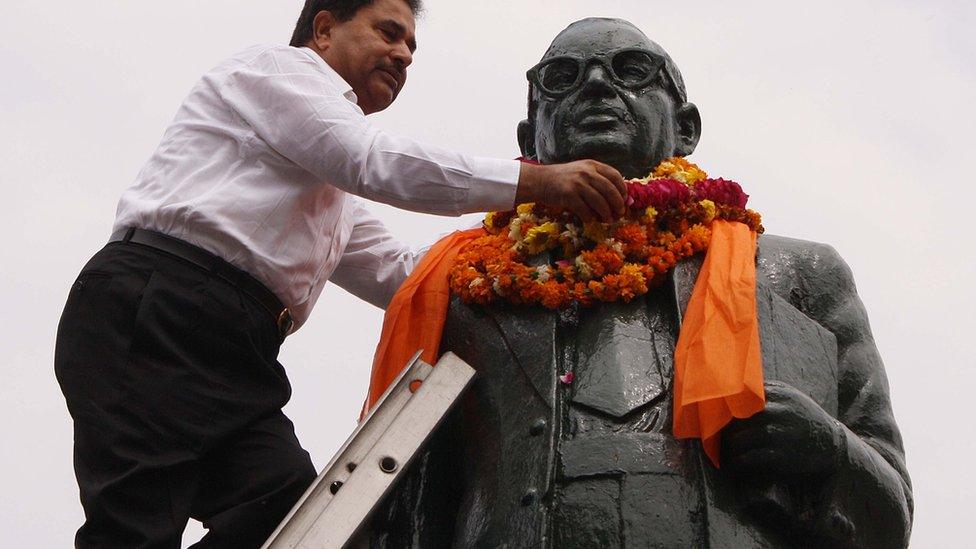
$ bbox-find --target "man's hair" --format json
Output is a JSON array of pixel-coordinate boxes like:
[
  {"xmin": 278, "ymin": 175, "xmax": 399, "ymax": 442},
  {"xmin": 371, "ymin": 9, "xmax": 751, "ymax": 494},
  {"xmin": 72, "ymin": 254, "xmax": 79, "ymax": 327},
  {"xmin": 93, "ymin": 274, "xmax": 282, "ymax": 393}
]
[{"xmin": 289, "ymin": 0, "xmax": 423, "ymax": 47}]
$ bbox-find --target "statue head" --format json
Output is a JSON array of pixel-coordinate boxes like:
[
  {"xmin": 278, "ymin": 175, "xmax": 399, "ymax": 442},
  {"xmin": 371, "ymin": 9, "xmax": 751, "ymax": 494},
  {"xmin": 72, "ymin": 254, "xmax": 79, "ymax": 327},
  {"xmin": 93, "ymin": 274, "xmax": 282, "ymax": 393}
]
[{"xmin": 518, "ymin": 18, "xmax": 702, "ymax": 178}]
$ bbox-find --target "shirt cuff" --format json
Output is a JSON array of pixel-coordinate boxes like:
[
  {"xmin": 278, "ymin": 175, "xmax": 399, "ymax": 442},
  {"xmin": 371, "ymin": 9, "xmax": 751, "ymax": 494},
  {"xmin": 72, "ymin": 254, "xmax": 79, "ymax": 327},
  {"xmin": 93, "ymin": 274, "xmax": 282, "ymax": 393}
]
[{"xmin": 463, "ymin": 157, "xmax": 520, "ymax": 213}]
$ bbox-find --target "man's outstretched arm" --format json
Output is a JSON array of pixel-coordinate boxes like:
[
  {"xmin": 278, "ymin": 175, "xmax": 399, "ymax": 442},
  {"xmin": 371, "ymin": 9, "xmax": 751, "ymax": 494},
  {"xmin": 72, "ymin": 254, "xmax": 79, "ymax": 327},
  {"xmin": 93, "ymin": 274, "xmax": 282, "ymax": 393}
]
[{"xmin": 215, "ymin": 46, "xmax": 625, "ymax": 222}]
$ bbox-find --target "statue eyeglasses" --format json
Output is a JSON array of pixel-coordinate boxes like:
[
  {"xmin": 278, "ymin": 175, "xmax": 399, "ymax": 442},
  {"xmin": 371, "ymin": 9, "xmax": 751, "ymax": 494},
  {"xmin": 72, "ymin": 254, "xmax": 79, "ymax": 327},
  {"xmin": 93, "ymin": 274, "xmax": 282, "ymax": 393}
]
[{"xmin": 526, "ymin": 48, "xmax": 681, "ymax": 100}]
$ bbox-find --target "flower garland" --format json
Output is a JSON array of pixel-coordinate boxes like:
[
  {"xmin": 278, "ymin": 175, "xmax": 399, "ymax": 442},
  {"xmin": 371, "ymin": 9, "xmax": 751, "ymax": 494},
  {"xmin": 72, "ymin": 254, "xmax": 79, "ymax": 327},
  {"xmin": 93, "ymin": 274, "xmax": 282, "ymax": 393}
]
[{"xmin": 449, "ymin": 158, "xmax": 763, "ymax": 309}]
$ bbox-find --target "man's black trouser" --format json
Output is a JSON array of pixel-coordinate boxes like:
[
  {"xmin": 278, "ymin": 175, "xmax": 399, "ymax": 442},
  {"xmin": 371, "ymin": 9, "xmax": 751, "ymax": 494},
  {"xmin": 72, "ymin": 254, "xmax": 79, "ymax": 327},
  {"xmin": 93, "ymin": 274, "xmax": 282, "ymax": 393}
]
[{"xmin": 55, "ymin": 240, "xmax": 317, "ymax": 548}]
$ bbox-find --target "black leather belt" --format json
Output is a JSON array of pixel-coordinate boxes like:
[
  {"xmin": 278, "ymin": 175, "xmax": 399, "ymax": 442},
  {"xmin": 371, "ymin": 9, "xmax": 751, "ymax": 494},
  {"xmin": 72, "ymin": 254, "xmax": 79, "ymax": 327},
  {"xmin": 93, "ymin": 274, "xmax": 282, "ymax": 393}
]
[{"xmin": 110, "ymin": 227, "xmax": 294, "ymax": 340}]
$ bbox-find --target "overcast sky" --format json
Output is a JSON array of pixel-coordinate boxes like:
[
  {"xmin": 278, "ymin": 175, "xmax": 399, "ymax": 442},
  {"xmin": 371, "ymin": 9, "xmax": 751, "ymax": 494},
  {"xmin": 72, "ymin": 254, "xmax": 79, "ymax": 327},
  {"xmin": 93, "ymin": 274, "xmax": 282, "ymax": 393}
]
[{"xmin": 2, "ymin": 0, "xmax": 973, "ymax": 546}]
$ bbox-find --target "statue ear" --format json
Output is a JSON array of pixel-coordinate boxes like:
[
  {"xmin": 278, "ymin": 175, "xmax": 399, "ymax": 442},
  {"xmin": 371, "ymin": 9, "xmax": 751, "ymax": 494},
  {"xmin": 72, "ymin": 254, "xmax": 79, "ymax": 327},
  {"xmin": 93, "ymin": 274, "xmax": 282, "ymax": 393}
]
[
  {"xmin": 674, "ymin": 102, "xmax": 702, "ymax": 157},
  {"xmin": 517, "ymin": 119, "xmax": 537, "ymax": 160}
]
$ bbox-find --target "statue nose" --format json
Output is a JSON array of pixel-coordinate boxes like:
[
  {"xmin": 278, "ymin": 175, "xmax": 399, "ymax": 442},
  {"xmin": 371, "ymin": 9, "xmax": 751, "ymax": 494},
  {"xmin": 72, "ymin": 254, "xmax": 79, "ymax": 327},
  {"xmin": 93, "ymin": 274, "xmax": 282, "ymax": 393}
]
[{"xmin": 579, "ymin": 64, "xmax": 616, "ymax": 97}]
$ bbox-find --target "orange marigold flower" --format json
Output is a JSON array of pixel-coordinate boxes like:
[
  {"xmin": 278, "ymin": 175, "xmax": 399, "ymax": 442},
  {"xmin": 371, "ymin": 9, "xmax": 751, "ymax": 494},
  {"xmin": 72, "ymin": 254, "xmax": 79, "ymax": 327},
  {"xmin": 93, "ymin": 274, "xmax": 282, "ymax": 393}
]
[
  {"xmin": 578, "ymin": 245, "xmax": 624, "ymax": 278},
  {"xmin": 450, "ymin": 158, "xmax": 759, "ymax": 309},
  {"xmin": 582, "ymin": 221, "xmax": 610, "ymax": 242},
  {"xmin": 538, "ymin": 281, "xmax": 570, "ymax": 309},
  {"xmin": 613, "ymin": 223, "xmax": 648, "ymax": 257}
]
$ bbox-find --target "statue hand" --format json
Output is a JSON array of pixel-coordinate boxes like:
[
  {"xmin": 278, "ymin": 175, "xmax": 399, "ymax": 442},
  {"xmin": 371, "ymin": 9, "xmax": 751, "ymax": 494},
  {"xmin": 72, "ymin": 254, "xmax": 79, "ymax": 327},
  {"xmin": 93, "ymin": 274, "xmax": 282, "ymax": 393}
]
[
  {"xmin": 721, "ymin": 381, "xmax": 846, "ymax": 481},
  {"xmin": 516, "ymin": 159, "xmax": 627, "ymax": 222}
]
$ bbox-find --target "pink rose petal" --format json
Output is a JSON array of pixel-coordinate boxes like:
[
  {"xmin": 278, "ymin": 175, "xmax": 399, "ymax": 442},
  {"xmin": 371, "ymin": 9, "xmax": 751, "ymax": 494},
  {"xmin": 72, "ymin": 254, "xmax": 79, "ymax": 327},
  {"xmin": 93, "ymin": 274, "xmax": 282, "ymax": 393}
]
[
  {"xmin": 627, "ymin": 178, "xmax": 691, "ymax": 209},
  {"xmin": 559, "ymin": 371, "xmax": 575, "ymax": 385},
  {"xmin": 694, "ymin": 178, "xmax": 748, "ymax": 208}
]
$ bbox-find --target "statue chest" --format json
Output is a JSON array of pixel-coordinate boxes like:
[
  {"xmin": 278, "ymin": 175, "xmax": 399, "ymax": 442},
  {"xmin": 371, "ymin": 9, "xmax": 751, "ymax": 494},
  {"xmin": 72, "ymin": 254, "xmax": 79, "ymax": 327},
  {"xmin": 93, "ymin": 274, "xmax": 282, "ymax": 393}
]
[
  {"xmin": 562, "ymin": 289, "xmax": 678, "ymax": 429},
  {"xmin": 440, "ymin": 256, "xmax": 841, "ymax": 548},
  {"xmin": 551, "ymin": 292, "xmax": 711, "ymax": 547}
]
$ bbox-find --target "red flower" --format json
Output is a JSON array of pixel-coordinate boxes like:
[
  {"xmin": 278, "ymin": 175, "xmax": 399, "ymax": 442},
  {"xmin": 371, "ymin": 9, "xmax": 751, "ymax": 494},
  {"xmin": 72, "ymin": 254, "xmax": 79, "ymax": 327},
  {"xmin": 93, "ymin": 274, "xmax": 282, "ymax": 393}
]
[
  {"xmin": 694, "ymin": 178, "xmax": 749, "ymax": 208},
  {"xmin": 627, "ymin": 178, "xmax": 692, "ymax": 209}
]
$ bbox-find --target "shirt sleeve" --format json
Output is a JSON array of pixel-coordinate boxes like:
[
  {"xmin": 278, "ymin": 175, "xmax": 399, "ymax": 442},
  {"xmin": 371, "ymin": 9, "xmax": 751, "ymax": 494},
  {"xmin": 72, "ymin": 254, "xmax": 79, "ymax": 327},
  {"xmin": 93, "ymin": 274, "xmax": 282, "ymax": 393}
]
[
  {"xmin": 328, "ymin": 199, "xmax": 429, "ymax": 309},
  {"xmin": 215, "ymin": 46, "xmax": 520, "ymax": 217}
]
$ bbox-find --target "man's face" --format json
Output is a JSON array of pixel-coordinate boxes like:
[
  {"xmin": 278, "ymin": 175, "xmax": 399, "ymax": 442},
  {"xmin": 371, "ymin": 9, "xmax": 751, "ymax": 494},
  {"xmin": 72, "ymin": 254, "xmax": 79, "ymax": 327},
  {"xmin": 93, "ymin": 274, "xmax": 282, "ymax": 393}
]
[
  {"xmin": 530, "ymin": 20, "xmax": 684, "ymax": 178},
  {"xmin": 321, "ymin": 0, "xmax": 417, "ymax": 114}
]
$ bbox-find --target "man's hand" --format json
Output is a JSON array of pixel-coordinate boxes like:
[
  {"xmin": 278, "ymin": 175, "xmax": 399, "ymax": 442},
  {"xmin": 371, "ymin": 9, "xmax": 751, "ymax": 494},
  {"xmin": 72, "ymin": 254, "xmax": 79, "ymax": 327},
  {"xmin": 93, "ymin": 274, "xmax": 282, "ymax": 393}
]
[
  {"xmin": 722, "ymin": 381, "xmax": 846, "ymax": 481},
  {"xmin": 516, "ymin": 160, "xmax": 627, "ymax": 222}
]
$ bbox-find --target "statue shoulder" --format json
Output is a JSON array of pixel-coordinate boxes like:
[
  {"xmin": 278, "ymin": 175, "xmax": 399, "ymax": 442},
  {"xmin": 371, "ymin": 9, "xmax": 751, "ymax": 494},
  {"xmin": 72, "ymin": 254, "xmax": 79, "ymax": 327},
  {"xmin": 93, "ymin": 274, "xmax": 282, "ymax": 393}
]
[
  {"xmin": 757, "ymin": 233, "xmax": 850, "ymax": 272},
  {"xmin": 756, "ymin": 233, "xmax": 858, "ymax": 324}
]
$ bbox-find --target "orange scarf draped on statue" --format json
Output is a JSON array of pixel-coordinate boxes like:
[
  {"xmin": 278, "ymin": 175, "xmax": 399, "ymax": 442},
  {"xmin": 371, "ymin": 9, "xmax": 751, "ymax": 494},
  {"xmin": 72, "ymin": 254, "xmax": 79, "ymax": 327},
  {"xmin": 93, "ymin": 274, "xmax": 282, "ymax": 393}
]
[{"xmin": 361, "ymin": 220, "xmax": 764, "ymax": 467}]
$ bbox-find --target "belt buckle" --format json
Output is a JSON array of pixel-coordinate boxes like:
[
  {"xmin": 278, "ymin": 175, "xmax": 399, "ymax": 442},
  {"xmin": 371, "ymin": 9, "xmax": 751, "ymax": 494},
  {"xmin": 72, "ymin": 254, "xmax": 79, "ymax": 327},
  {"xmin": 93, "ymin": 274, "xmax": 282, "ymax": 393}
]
[{"xmin": 277, "ymin": 308, "xmax": 294, "ymax": 340}]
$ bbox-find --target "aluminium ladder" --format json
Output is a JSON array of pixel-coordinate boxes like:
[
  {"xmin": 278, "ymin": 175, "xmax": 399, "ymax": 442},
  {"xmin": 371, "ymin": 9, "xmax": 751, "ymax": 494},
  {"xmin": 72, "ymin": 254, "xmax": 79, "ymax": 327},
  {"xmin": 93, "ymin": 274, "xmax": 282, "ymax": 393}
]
[{"xmin": 262, "ymin": 351, "xmax": 476, "ymax": 549}]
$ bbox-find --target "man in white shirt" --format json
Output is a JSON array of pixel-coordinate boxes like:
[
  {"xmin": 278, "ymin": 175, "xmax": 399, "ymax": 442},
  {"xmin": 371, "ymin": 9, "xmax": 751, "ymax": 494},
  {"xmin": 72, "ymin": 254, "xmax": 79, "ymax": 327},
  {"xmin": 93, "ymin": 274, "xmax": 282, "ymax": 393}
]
[{"xmin": 54, "ymin": 0, "xmax": 628, "ymax": 547}]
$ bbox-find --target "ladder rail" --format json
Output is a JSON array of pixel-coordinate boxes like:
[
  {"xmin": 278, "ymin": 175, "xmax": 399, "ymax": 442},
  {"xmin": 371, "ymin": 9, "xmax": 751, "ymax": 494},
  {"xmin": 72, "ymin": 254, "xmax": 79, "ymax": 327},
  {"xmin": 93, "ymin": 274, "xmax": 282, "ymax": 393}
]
[{"xmin": 263, "ymin": 352, "xmax": 475, "ymax": 549}]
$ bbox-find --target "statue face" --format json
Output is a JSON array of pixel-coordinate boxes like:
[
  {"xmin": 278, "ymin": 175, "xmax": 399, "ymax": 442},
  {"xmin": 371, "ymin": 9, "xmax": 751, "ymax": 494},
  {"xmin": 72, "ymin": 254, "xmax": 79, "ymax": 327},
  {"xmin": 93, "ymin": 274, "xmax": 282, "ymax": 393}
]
[{"xmin": 524, "ymin": 19, "xmax": 699, "ymax": 178}]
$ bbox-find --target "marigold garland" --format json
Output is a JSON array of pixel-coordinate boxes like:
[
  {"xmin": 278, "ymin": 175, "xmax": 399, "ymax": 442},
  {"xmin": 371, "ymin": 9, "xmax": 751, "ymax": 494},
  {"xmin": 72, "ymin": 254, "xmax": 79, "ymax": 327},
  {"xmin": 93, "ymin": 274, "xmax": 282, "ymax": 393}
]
[{"xmin": 450, "ymin": 158, "xmax": 763, "ymax": 309}]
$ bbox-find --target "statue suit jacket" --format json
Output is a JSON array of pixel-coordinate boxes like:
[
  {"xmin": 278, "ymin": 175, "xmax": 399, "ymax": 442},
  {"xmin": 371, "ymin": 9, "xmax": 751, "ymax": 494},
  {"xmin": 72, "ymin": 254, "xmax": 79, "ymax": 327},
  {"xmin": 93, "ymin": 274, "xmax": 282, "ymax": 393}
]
[{"xmin": 370, "ymin": 234, "xmax": 912, "ymax": 548}]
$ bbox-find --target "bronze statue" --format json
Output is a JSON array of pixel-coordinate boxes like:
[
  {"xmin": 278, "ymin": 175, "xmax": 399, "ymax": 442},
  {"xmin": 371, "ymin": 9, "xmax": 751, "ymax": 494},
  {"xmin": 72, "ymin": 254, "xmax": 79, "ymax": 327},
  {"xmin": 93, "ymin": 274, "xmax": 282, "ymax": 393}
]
[{"xmin": 371, "ymin": 18, "xmax": 912, "ymax": 548}]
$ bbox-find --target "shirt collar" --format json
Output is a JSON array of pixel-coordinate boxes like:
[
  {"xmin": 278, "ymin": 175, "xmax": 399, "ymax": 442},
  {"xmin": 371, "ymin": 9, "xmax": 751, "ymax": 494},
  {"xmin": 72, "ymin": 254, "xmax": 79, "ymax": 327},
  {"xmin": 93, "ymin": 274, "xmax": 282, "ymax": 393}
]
[{"xmin": 298, "ymin": 46, "xmax": 359, "ymax": 105}]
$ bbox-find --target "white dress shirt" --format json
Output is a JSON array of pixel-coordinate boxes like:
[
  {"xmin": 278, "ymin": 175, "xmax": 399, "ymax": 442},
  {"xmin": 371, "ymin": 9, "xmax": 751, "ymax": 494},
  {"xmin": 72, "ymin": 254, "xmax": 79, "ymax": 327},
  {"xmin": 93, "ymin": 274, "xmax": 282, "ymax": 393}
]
[{"xmin": 114, "ymin": 45, "xmax": 520, "ymax": 332}]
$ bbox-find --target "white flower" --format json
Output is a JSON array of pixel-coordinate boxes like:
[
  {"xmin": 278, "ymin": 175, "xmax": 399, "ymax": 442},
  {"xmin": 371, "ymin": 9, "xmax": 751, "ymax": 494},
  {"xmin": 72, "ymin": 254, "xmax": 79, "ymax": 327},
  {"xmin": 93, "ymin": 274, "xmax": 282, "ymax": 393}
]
[
  {"xmin": 492, "ymin": 278, "xmax": 505, "ymax": 296},
  {"xmin": 560, "ymin": 223, "xmax": 583, "ymax": 252},
  {"xmin": 575, "ymin": 256, "xmax": 593, "ymax": 281},
  {"xmin": 508, "ymin": 218, "xmax": 524, "ymax": 241},
  {"xmin": 535, "ymin": 265, "xmax": 551, "ymax": 283}
]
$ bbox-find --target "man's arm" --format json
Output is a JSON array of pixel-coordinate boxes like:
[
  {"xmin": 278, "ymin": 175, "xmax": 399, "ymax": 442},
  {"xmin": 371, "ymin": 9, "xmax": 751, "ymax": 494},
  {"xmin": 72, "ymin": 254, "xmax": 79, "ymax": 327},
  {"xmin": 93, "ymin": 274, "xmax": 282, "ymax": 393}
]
[
  {"xmin": 214, "ymin": 46, "xmax": 625, "ymax": 221},
  {"xmin": 328, "ymin": 198, "xmax": 426, "ymax": 309}
]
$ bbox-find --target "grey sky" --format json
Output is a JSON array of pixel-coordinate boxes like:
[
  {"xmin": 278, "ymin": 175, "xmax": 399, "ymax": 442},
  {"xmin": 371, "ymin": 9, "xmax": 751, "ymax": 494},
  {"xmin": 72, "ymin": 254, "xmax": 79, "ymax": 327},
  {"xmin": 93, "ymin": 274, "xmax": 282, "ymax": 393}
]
[{"xmin": 1, "ymin": 0, "xmax": 973, "ymax": 546}]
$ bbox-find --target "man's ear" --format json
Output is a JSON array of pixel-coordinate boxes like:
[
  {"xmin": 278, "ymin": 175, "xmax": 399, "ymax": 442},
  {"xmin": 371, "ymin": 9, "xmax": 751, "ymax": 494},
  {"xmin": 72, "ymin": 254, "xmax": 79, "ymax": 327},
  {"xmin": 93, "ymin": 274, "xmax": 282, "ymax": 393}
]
[
  {"xmin": 517, "ymin": 119, "xmax": 537, "ymax": 160},
  {"xmin": 311, "ymin": 11, "xmax": 337, "ymax": 51},
  {"xmin": 674, "ymin": 102, "xmax": 702, "ymax": 157}
]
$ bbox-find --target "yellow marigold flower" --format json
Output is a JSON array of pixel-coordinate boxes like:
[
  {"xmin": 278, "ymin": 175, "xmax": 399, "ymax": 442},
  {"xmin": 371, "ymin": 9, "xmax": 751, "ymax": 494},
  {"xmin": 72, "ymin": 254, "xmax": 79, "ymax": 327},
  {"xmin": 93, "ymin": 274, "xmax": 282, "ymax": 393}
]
[
  {"xmin": 582, "ymin": 221, "xmax": 609, "ymax": 242},
  {"xmin": 523, "ymin": 221, "xmax": 560, "ymax": 254},
  {"xmin": 641, "ymin": 206, "xmax": 658, "ymax": 223},
  {"xmin": 653, "ymin": 157, "xmax": 707, "ymax": 185},
  {"xmin": 484, "ymin": 211, "xmax": 497, "ymax": 227},
  {"xmin": 699, "ymin": 199, "xmax": 717, "ymax": 224},
  {"xmin": 516, "ymin": 203, "xmax": 535, "ymax": 216},
  {"xmin": 620, "ymin": 263, "xmax": 646, "ymax": 279}
]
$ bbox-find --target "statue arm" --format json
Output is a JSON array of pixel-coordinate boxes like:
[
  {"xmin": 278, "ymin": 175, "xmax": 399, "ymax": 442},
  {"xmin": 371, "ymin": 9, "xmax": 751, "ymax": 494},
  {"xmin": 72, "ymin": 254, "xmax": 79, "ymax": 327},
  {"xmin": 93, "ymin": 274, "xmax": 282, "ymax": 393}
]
[{"xmin": 806, "ymin": 244, "xmax": 913, "ymax": 547}]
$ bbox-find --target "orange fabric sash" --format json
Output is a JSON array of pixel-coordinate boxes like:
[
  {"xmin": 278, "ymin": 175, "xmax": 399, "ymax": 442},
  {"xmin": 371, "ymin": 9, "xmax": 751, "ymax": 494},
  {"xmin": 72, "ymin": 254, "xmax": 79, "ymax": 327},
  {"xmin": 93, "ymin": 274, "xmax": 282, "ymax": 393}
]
[
  {"xmin": 672, "ymin": 220, "xmax": 765, "ymax": 466},
  {"xmin": 361, "ymin": 228, "xmax": 486, "ymax": 418},
  {"xmin": 362, "ymin": 221, "xmax": 764, "ymax": 467}
]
